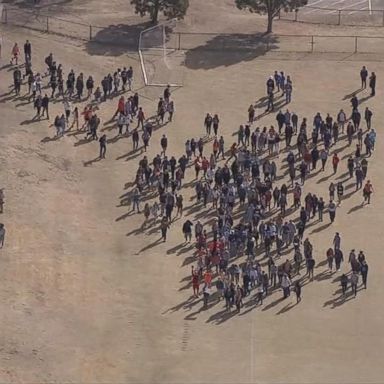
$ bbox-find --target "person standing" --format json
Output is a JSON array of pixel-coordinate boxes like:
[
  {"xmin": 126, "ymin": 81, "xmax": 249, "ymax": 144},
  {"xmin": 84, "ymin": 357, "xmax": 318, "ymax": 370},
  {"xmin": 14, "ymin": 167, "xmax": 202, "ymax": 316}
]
[
  {"xmin": 0, "ymin": 223, "xmax": 5, "ymax": 248},
  {"xmin": 213, "ymin": 114, "xmax": 220, "ymax": 137},
  {"xmin": 182, "ymin": 219, "xmax": 193, "ymax": 243},
  {"xmin": 307, "ymin": 257, "xmax": 315, "ymax": 280},
  {"xmin": 285, "ymin": 81, "xmax": 292, "ymax": 104},
  {"xmin": 256, "ymin": 284, "xmax": 264, "ymax": 305},
  {"xmin": 99, "ymin": 134, "xmax": 107, "ymax": 159},
  {"xmin": 137, "ymin": 107, "xmax": 145, "ymax": 129},
  {"xmin": 41, "ymin": 94, "xmax": 50, "ymax": 120},
  {"xmin": 294, "ymin": 281, "xmax": 301, "ymax": 303},
  {"xmin": 360, "ymin": 260, "xmax": 368, "ymax": 289},
  {"xmin": 62, "ymin": 99, "xmax": 71, "ymax": 125},
  {"xmin": 369, "ymin": 72, "xmax": 376, "ymax": 96},
  {"xmin": 86, "ymin": 76, "xmax": 94, "ymax": 99},
  {"xmin": 23, "ymin": 39, "xmax": 32, "ymax": 62},
  {"xmin": 363, "ymin": 180, "xmax": 373, "ymax": 204},
  {"xmin": 350, "ymin": 272, "xmax": 359, "ymax": 297},
  {"xmin": 335, "ymin": 249, "xmax": 343, "ymax": 271},
  {"xmin": 320, "ymin": 149, "xmax": 328, "ymax": 171},
  {"xmin": 0, "ymin": 189, "xmax": 4, "ymax": 214},
  {"xmin": 360, "ymin": 66, "xmax": 368, "ymax": 88},
  {"xmin": 160, "ymin": 134, "xmax": 168, "ymax": 157},
  {"xmin": 328, "ymin": 200, "xmax": 336, "ymax": 223},
  {"xmin": 281, "ymin": 273, "xmax": 291, "ymax": 298},
  {"xmin": 332, "ymin": 153, "xmax": 340, "ymax": 174},
  {"xmin": 347, "ymin": 156, "xmax": 354, "ymax": 178},
  {"xmin": 340, "ymin": 274, "xmax": 348, "ymax": 296},
  {"xmin": 266, "ymin": 88, "xmax": 274, "ymax": 112},
  {"xmin": 34, "ymin": 94, "xmax": 42, "ymax": 118},
  {"xmin": 326, "ymin": 248, "xmax": 334, "ymax": 272},
  {"xmin": 318, "ymin": 197, "xmax": 325, "ymax": 221},
  {"xmin": 191, "ymin": 266, "xmax": 200, "ymax": 297},
  {"xmin": 13, "ymin": 67, "xmax": 22, "ymax": 96},
  {"xmin": 333, "ymin": 232, "xmax": 341, "ymax": 251},
  {"xmin": 364, "ymin": 107, "xmax": 373, "ymax": 130},
  {"xmin": 337, "ymin": 109, "xmax": 346, "ymax": 133},
  {"xmin": 336, "ymin": 182, "xmax": 344, "ymax": 205},
  {"xmin": 168, "ymin": 100, "xmax": 174, "ymax": 122},
  {"xmin": 127, "ymin": 66, "xmax": 133, "ymax": 91},
  {"xmin": 160, "ymin": 216, "xmax": 170, "ymax": 242},
  {"xmin": 10, "ymin": 42, "xmax": 20, "ymax": 65}
]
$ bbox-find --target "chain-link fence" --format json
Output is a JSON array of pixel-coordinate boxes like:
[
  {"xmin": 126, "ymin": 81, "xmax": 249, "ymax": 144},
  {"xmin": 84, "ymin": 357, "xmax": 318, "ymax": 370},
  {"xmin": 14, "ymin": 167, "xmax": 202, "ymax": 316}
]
[
  {"xmin": 0, "ymin": 5, "xmax": 140, "ymax": 45},
  {"xmin": 2, "ymin": 5, "xmax": 384, "ymax": 55},
  {"xmin": 279, "ymin": 6, "xmax": 384, "ymax": 27},
  {"xmin": 167, "ymin": 33, "xmax": 384, "ymax": 54}
]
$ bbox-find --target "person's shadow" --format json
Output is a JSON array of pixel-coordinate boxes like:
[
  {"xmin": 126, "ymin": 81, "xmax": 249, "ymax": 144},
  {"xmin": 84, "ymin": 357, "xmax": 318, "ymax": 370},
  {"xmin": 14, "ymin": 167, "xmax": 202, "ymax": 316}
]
[{"xmin": 83, "ymin": 156, "xmax": 101, "ymax": 166}]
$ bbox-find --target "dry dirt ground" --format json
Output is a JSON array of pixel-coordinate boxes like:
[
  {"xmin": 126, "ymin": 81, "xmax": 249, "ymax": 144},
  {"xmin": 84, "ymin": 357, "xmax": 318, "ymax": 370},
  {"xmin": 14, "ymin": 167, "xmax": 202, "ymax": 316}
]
[{"xmin": 0, "ymin": 1, "xmax": 384, "ymax": 383}]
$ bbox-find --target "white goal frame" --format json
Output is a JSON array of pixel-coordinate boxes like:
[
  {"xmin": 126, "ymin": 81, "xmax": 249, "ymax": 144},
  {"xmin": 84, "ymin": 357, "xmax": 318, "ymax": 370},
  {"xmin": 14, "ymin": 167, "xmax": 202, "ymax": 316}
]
[{"xmin": 138, "ymin": 19, "xmax": 182, "ymax": 87}]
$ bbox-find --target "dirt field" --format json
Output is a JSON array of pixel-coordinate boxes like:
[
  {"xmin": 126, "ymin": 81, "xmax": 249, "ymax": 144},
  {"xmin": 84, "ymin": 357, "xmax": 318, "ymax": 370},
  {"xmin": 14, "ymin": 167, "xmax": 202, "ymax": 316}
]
[{"xmin": 0, "ymin": 1, "xmax": 384, "ymax": 383}]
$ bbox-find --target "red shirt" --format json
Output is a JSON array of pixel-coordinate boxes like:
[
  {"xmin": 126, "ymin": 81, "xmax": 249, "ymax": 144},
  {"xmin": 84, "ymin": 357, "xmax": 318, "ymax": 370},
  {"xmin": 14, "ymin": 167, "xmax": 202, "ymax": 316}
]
[{"xmin": 118, "ymin": 98, "xmax": 125, "ymax": 113}]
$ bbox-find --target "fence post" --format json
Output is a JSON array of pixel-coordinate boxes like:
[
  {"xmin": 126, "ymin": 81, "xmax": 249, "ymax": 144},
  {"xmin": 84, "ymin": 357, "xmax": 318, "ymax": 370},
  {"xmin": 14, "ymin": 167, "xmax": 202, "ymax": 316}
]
[
  {"xmin": 354, "ymin": 36, "xmax": 358, "ymax": 53},
  {"xmin": 89, "ymin": 25, "xmax": 92, "ymax": 40},
  {"xmin": 338, "ymin": 10, "xmax": 341, "ymax": 25},
  {"xmin": 3, "ymin": 6, "xmax": 7, "ymax": 24},
  {"xmin": 382, "ymin": 10, "xmax": 384, "ymax": 26},
  {"xmin": 178, "ymin": 32, "xmax": 181, "ymax": 50},
  {"xmin": 311, "ymin": 35, "xmax": 314, "ymax": 53},
  {"xmin": 294, "ymin": 9, "xmax": 298, "ymax": 22},
  {"xmin": 46, "ymin": 16, "xmax": 49, "ymax": 33}
]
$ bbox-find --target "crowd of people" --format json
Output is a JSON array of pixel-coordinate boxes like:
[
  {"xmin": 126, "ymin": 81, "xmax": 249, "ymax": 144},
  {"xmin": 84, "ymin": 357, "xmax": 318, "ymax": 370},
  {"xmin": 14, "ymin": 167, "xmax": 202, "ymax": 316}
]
[
  {"xmin": 10, "ymin": 40, "xmax": 174, "ymax": 160},
  {"xmin": 130, "ymin": 67, "xmax": 375, "ymax": 313},
  {"xmin": 7, "ymin": 39, "xmax": 375, "ymax": 315}
]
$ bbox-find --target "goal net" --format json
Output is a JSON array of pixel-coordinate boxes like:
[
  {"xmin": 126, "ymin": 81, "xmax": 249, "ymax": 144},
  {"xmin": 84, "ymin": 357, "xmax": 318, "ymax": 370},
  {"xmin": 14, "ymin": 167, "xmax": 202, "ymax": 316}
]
[{"xmin": 139, "ymin": 19, "xmax": 184, "ymax": 87}]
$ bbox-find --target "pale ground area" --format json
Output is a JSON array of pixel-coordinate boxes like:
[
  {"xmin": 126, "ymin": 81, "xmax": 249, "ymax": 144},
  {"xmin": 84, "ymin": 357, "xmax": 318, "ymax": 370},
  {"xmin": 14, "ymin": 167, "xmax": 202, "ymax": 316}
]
[{"xmin": 0, "ymin": 1, "xmax": 383, "ymax": 383}]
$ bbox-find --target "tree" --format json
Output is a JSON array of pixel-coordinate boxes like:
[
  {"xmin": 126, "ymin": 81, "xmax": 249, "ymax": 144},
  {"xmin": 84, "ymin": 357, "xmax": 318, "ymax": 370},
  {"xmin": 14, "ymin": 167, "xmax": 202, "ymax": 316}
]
[
  {"xmin": 235, "ymin": 0, "xmax": 308, "ymax": 33},
  {"xmin": 131, "ymin": 0, "xmax": 189, "ymax": 24}
]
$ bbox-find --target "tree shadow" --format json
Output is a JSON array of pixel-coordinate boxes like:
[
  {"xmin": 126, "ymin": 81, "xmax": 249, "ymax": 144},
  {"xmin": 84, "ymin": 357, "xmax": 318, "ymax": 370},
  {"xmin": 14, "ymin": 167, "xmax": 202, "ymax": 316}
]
[
  {"xmin": 85, "ymin": 22, "xmax": 152, "ymax": 57},
  {"xmin": 3, "ymin": 0, "xmax": 73, "ymax": 9},
  {"xmin": 184, "ymin": 33, "xmax": 279, "ymax": 70}
]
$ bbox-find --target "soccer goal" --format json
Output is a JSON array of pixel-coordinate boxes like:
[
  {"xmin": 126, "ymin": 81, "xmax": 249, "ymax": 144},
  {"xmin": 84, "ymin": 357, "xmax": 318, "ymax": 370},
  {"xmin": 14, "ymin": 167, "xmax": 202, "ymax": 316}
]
[{"xmin": 139, "ymin": 19, "xmax": 184, "ymax": 87}]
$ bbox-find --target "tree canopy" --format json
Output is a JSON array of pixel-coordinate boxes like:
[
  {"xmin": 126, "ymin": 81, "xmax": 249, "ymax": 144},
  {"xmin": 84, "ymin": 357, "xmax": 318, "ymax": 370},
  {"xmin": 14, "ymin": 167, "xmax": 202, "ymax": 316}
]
[
  {"xmin": 131, "ymin": 0, "xmax": 189, "ymax": 24},
  {"xmin": 235, "ymin": 0, "xmax": 308, "ymax": 33}
]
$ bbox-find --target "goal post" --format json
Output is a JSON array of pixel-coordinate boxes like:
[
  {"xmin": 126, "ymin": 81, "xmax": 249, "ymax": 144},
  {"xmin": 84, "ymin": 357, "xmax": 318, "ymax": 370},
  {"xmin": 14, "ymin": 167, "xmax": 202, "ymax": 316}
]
[{"xmin": 138, "ymin": 19, "xmax": 184, "ymax": 88}]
